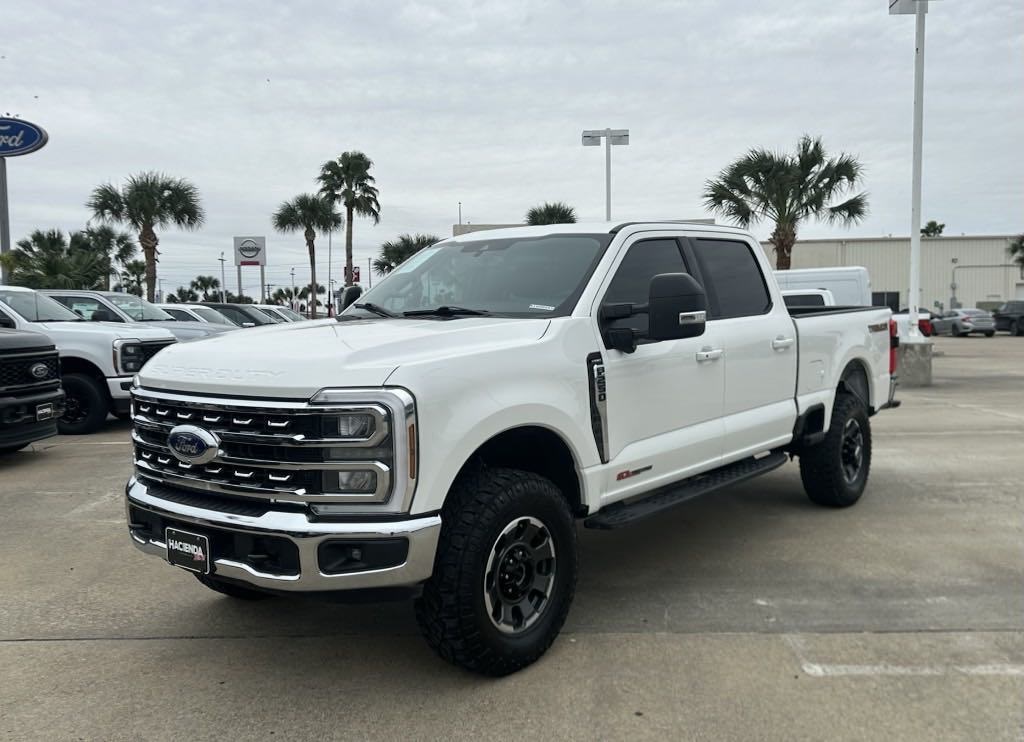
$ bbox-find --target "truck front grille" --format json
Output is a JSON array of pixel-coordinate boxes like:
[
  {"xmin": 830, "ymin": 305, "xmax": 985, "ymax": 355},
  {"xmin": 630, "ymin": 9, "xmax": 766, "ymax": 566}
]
[
  {"xmin": 0, "ymin": 351, "xmax": 60, "ymax": 393},
  {"xmin": 130, "ymin": 389, "xmax": 410, "ymax": 510},
  {"xmin": 139, "ymin": 340, "xmax": 176, "ymax": 365}
]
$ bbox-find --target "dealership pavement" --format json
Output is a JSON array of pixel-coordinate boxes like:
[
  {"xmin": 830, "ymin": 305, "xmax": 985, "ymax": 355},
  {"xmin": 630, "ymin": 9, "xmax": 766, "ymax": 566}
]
[{"xmin": 1, "ymin": 335, "xmax": 1022, "ymax": 741}]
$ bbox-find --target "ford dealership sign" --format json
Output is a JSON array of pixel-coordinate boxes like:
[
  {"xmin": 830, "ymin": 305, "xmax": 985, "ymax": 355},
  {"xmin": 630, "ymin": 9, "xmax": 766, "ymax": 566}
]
[{"xmin": 0, "ymin": 118, "xmax": 48, "ymax": 157}]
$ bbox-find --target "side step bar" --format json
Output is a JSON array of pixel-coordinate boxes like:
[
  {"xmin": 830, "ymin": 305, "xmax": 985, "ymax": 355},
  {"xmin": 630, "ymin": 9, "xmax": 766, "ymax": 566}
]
[{"xmin": 584, "ymin": 451, "xmax": 788, "ymax": 530}]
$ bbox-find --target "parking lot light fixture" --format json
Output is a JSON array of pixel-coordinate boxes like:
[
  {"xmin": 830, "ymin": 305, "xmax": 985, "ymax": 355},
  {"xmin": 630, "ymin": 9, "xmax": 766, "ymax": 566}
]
[{"xmin": 582, "ymin": 128, "xmax": 630, "ymax": 221}]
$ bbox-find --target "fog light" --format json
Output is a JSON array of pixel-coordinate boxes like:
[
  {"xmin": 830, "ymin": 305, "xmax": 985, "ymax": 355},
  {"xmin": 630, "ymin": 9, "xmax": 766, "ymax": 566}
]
[
  {"xmin": 334, "ymin": 470, "xmax": 377, "ymax": 493},
  {"xmin": 335, "ymin": 413, "xmax": 374, "ymax": 439}
]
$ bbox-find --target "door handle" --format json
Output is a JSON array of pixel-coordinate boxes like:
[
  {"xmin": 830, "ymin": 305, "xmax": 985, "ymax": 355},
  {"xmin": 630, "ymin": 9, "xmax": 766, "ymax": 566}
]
[
  {"xmin": 772, "ymin": 336, "xmax": 795, "ymax": 351},
  {"xmin": 696, "ymin": 347, "xmax": 723, "ymax": 362}
]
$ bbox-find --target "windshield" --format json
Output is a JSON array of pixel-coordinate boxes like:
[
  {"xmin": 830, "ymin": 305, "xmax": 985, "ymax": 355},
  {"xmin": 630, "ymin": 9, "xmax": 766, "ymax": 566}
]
[
  {"xmin": 191, "ymin": 306, "xmax": 234, "ymax": 325},
  {"xmin": 961, "ymin": 309, "xmax": 988, "ymax": 316},
  {"xmin": 343, "ymin": 234, "xmax": 610, "ymax": 319},
  {"xmin": 276, "ymin": 307, "xmax": 305, "ymax": 321},
  {"xmin": 0, "ymin": 290, "xmax": 83, "ymax": 322},
  {"xmin": 107, "ymin": 294, "xmax": 173, "ymax": 321}
]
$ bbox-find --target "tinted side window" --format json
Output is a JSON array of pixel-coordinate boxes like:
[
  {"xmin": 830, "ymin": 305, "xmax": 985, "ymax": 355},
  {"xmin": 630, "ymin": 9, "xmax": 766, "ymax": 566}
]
[
  {"xmin": 691, "ymin": 239, "xmax": 771, "ymax": 319},
  {"xmin": 603, "ymin": 239, "xmax": 686, "ymax": 333}
]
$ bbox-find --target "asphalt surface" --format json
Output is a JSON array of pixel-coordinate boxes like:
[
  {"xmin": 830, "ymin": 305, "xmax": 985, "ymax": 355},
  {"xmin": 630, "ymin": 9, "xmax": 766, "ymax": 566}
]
[{"xmin": 1, "ymin": 335, "xmax": 1022, "ymax": 741}]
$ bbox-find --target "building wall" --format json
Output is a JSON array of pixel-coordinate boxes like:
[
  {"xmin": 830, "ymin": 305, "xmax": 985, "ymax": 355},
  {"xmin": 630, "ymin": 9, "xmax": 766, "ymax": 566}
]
[{"xmin": 763, "ymin": 235, "xmax": 1023, "ymax": 310}]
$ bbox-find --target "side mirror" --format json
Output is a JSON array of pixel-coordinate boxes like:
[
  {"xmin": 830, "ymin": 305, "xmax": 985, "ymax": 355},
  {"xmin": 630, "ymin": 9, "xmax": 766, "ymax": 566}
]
[
  {"xmin": 647, "ymin": 273, "xmax": 707, "ymax": 341},
  {"xmin": 600, "ymin": 273, "xmax": 707, "ymax": 353},
  {"xmin": 0, "ymin": 314, "xmax": 14, "ymax": 329}
]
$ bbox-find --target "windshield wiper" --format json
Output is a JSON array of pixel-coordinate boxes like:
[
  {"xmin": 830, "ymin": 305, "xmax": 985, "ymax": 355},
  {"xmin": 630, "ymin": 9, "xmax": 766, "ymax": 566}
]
[
  {"xmin": 352, "ymin": 302, "xmax": 397, "ymax": 318},
  {"xmin": 403, "ymin": 306, "xmax": 490, "ymax": 317}
]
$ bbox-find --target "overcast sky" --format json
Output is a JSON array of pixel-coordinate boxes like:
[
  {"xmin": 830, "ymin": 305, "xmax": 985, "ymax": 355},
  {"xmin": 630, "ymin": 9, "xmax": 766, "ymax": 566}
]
[{"xmin": 4, "ymin": 0, "xmax": 1022, "ymax": 298}]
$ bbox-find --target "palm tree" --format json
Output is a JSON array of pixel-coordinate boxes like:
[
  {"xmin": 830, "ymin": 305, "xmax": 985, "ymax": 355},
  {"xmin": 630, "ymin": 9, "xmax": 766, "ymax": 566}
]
[
  {"xmin": 1009, "ymin": 234, "xmax": 1024, "ymax": 269},
  {"xmin": 373, "ymin": 233, "xmax": 440, "ymax": 276},
  {"xmin": 0, "ymin": 229, "xmax": 108, "ymax": 289},
  {"xmin": 703, "ymin": 135, "xmax": 868, "ymax": 270},
  {"xmin": 190, "ymin": 275, "xmax": 221, "ymax": 301},
  {"xmin": 272, "ymin": 194, "xmax": 342, "ymax": 318},
  {"xmin": 86, "ymin": 171, "xmax": 205, "ymax": 301},
  {"xmin": 317, "ymin": 151, "xmax": 381, "ymax": 287},
  {"xmin": 118, "ymin": 260, "xmax": 147, "ymax": 296},
  {"xmin": 271, "ymin": 287, "xmax": 298, "ymax": 306},
  {"xmin": 525, "ymin": 202, "xmax": 577, "ymax": 225},
  {"xmin": 169, "ymin": 286, "xmax": 199, "ymax": 303},
  {"xmin": 299, "ymin": 282, "xmax": 327, "ymax": 313},
  {"xmin": 921, "ymin": 220, "xmax": 945, "ymax": 237},
  {"xmin": 78, "ymin": 226, "xmax": 137, "ymax": 289}
]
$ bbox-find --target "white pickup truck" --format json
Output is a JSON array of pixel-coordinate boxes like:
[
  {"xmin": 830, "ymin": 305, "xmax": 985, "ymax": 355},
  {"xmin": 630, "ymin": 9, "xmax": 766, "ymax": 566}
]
[
  {"xmin": 123, "ymin": 222, "xmax": 899, "ymax": 675},
  {"xmin": 0, "ymin": 286, "xmax": 176, "ymax": 434}
]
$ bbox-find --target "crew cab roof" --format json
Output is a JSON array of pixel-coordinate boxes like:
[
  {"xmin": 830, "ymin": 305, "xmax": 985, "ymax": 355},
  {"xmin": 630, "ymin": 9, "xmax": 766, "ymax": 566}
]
[{"xmin": 441, "ymin": 221, "xmax": 747, "ymax": 243}]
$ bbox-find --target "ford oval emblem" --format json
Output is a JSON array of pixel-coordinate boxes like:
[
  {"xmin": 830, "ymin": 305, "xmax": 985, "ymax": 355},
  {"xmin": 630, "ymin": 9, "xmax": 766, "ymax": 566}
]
[
  {"xmin": 28, "ymin": 362, "xmax": 51, "ymax": 380},
  {"xmin": 167, "ymin": 425, "xmax": 220, "ymax": 465},
  {"xmin": 0, "ymin": 118, "xmax": 49, "ymax": 157}
]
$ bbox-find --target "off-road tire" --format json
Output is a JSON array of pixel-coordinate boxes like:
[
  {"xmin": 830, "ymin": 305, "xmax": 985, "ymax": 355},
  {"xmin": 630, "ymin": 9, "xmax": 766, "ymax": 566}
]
[
  {"xmin": 194, "ymin": 574, "xmax": 272, "ymax": 600},
  {"xmin": 799, "ymin": 392, "xmax": 871, "ymax": 508},
  {"xmin": 58, "ymin": 373, "xmax": 109, "ymax": 435},
  {"xmin": 414, "ymin": 466, "xmax": 577, "ymax": 676}
]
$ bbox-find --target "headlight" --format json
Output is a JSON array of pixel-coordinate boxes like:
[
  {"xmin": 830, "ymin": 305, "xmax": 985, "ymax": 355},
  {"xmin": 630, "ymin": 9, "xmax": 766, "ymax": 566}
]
[
  {"xmin": 334, "ymin": 413, "xmax": 375, "ymax": 439},
  {"xmin": 112, "ymin": 338, "xmax": 144, "ymax": 374}
]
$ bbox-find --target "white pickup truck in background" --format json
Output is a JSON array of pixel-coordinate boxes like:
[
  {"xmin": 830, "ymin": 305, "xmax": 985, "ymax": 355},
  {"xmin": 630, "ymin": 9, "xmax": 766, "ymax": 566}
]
[
  {"xmin": 123, "ymin": 222, "xmax": 899, "ymax": 675},
  {"xmin": 0, "ymin": 286, "xmax": 177, "ymax": 434}
]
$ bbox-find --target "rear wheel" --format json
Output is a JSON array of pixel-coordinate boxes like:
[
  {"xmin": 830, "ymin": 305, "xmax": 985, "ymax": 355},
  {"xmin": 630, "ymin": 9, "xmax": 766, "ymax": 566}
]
[
  {"xmin": 799, "ymin": 392, "xmax": 871, "ymax": 508},
  {"xmin": 415, "ymin": 466, "xmax": 577, "ymax": 676},
  {"xmin": 58, "ymin": 373, "xmax": 109, "ymax": 435},
  {"xmin": 984, "ymin": 331, "xmax": 995, "ymax": 338},
  {"xmin": 1011, "ymin": 320, "xmax": 1022, "ymax": 336}
]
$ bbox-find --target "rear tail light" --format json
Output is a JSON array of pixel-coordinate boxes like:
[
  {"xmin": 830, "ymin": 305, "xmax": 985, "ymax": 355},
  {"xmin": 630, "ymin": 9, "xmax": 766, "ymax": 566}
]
[
  {"xmin": 919, "ymin": 319, "xmax": 933, "ymax": 336},
  {"xmin": 889, "ymin": 319, "xmax": 899, "ymax": 375}
]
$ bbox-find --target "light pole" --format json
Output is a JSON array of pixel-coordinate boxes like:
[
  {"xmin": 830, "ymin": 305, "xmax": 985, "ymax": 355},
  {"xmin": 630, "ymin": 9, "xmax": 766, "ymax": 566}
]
[
  {"xmin": 218, "ymin": 252, "xmax": 227, "ymax": 302},
  {"xmin": 582, "ymin": 128, "xmax": 629, "ymax": 221},
  {"xmin": 890, "ymin": 0, "xmax": 939, "ymax": 338}
]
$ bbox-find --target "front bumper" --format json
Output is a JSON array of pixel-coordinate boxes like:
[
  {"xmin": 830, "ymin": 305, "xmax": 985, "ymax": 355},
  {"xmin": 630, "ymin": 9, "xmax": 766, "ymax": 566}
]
[
  {"xmin": 0, "ymin": 387, "xmax": 65, "ymax": 447},
  {"xmin": 125, "ymin": 477, "xmax": 441, "ymax": 593}
]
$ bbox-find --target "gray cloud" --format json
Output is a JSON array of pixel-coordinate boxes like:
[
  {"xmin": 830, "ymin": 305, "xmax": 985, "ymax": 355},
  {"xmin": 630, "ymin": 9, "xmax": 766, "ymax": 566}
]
[{"xmin": 4, "ymin": 0, "xmax": 1022, "ymax": 296}]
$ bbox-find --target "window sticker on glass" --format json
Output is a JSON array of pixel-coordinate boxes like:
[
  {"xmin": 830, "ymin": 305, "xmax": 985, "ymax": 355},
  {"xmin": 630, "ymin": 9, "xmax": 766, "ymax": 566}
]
[{"xmin": 529, "ymin": 304, "xmax": 555, "ymax": 311}]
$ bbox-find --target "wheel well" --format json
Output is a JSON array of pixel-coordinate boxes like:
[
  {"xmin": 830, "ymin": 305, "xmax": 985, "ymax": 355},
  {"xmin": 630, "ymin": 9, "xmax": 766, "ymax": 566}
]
[
  {"xmin": 60, "ymin": 357, "xmax": 109, "ymax": 392},
  {"xmin": 464, "ymin": 426, "xmax": 584, "ymax": 516},
  {"xmin": 838, "ymin": 359, "xmax": 871, "ymax": 411}
]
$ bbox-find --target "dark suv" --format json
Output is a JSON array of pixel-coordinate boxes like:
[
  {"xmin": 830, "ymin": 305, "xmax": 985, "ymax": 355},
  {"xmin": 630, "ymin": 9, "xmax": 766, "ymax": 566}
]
[
  {"xmin": 0, "ymin": 329, "xmax": 65, "ymax": 454},
  {"xmin": 993, "ymin": 301, "xmax": 1024, "ymax": 336}
]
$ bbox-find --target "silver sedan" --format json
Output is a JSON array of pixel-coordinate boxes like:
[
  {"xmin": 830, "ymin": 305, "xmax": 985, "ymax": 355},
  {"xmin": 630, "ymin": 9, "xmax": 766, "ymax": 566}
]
[{"xmin": 934, "ymin": 308, "xmax": 996, "ymax": 337}]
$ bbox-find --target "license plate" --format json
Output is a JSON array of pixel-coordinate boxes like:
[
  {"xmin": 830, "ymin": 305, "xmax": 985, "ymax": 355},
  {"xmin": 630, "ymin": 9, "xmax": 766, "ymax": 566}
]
[
  {"xmin": 165, "ymin": 527, "xmax": 211, "ymax": 575},
  {"xmin": 36, "ymin": 403, "xmax": 54, "ymax": 421}
]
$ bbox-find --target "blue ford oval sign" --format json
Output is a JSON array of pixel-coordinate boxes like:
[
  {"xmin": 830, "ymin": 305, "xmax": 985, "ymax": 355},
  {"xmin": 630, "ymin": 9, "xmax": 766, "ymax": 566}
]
[
  {"xmin": 167, "ymin": 425, "xmax": 220, "ymax": 465},
  {"xmin": 0, "ymin": 118, "xmax": 49, "ymax": 157}
]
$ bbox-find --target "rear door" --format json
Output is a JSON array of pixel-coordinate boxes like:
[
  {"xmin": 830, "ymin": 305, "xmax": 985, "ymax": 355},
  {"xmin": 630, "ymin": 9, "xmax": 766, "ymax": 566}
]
[
  {"xmin": 595, "ymin": 234, "xmax": 725, "ymax": 504},
  {"xmin": 686, "ymin": 237, "xmax": 797, "ymax": 462}
]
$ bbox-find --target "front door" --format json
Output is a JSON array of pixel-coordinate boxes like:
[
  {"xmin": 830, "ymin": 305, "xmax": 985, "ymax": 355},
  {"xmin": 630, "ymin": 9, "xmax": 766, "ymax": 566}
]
[{"xmin": 595, "ymin": 235, "xmax": 725, "ymax": 506}]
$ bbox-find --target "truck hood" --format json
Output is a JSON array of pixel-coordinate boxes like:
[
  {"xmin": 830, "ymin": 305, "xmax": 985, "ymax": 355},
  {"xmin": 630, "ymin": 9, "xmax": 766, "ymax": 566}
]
[
  {"xmin": 32, "ymin": 321, "xmax": 176, "ymax": 341},
  {"xmin": 139, "ymin": 317, "xmax": 550, "ymax": 398},
  {"xmin": 130, "ymin": 319, "xmax": 235, "ymax": 341}
]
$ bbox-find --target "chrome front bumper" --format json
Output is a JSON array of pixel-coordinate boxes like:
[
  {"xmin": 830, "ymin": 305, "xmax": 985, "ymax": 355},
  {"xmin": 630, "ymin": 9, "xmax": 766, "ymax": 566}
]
[{"xmin": 125, "ymin": 477, "xmax": 441, "ymax": 592}]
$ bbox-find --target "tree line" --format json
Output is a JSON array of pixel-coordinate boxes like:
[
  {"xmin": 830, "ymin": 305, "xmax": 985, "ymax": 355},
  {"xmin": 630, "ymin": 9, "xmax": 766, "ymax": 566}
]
[{"xmin": 3, "ymin": 136, "xmax": 1019, "ymax": 304}]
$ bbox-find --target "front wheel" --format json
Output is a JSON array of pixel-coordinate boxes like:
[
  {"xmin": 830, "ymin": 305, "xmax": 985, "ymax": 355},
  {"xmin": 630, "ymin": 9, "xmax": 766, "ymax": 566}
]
[
  {"xmin": 58, "ymin": 373, "xmax": 109, "ymax": 435},
  {"xmin": 799, "ymin": 392, "xmax": 872, "ymax": 507},
  {"xmin": 1011, "ymin": 320, "xmax": 1022, "ymax": 336},
  {"xmin": 984, "ymin": 331, "xmax": 995, "ymax": 338},
  {"xmin": 415, "ymin": 466, "xmax": 577, "ymax": 676}
]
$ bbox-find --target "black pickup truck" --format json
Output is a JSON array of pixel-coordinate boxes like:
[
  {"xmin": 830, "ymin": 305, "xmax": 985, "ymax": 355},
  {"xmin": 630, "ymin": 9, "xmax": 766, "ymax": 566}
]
[{"xmin": 0, "ymin": 329, "xmax": 65, "ymax": 454}]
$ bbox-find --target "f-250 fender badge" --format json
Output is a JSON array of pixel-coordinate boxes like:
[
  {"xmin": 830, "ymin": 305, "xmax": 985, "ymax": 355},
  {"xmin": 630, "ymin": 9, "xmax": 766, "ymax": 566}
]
[{"xmin": 586, "ymin": 352, "xmax": 609, "ymax": 463}]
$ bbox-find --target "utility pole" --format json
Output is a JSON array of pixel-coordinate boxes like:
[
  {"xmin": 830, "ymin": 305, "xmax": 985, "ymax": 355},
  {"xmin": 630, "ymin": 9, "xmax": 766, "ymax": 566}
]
[
  {"xmin": 582, "ymin": 128, "xmax": 630, "ymax": 221},
  {"xmin": 458, "ymin": 201, "xmax": 462, "ymax": 225},
  {"xmin": 327, "ymin": 229, "xmax": 333, "ymax": 315},
  {"xmin": 367, "ymin": 257, "xmax": 372, "ymax": 288},
  {"xmin": 290, "ymin": 267, "xmax": 296, "ymax": 310},
  {"xmin": 218, "ymin": 252, "xmax": 227, "ymax": 302}
]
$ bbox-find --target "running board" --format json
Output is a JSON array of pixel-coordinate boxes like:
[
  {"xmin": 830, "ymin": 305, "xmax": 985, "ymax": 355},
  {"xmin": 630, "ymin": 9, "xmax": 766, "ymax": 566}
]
[{"xmin": 583, "ymin": 452, "xmax": 788, "ymax": 530}]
